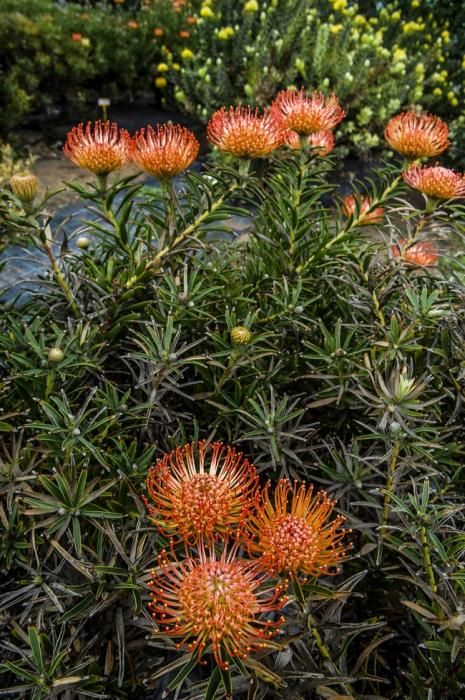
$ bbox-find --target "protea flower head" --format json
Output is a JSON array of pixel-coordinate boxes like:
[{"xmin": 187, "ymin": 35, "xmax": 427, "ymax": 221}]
[
  {"xmin": 131, "ymin": 124, "xmax": 199, "ymax": 180},
  {"xmin": 231, "ymin": 326, "xmax": 252, "ymax": 345},
  {"xmin": 271, "ymin": 89, "xmax": 345, "ymax": 135},
  {"xmin": 342, "ymin": 194, "xmax": 384, "ymax": 225},
  {"xmin": 148, "ymin": 541, "xmax": 287, "ymax": 669},
  {"xmin": 391, "ymin": 239, "xmax": 439, "ymax": 267},
  {"xmin": 247, "ymin": 479, "xmax": 349, "ymax": 579},
  {"xmin": 384, "ymin": 112, "xmax": 449, "ymax": 159},
  {"xmin": 207, "ymin": 107, "xmax": 285, "ymax": 158},
  {"xmin": 285, "ymin": 129, "xmax": 335, "ymax": 156},
  {"xmin": 144, "ymin": 441, "xmax": 259, "ymax": 541},
  {"xmin": 10, "ymin": 173, "xmax": 39, "ymax": 203},
  {"xmin": 63, "ymin": 121, "xmax": 131, "ymax": 175},
  {"xmin": 402, "ymin": 165, "xmax": 465, "ymax": 200}
]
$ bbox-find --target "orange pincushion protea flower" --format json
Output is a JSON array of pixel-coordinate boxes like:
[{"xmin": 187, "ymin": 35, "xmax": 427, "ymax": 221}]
[
  {"xmin": 148, "ymin": 542, "xmax": 286, "ymax": 669},
  {"xmin": 247, "ymin": 479, "xmax": 348, "ymax": 578},
  {"xmin": 402, "ymin": 165, "xmax": 465, "ymax": 200},
  {"xmin": 285, "ymin": 129, "xmax": 335, "ymax": 156},
  {"xmin": 144, "ymin": 442, "xmax": 259, "ymax": 541},
  {"xmin": 63, "ymin": 121, "xmax": 131, "ymax": 175},
  {"xmin": 272, "ymin": 89, "xmax": 345, "ymax": 135},
  {"xmin": 131, "ymin": 124, "xmax": 199, "ymax": 180},
  {"xmin": 384, "ymin": 112, "xmax": 449, "ymax": 159},
  {"xmin": 207, "ymin": 107, "xmax": 285, "ymax": 158},
  {"xmin": 391, "ymin": 239, "xmax": 439, "ymax": 266},
  {"xmin": 342, "ymin": 194, "xmax": 384, "ymax": 225}
]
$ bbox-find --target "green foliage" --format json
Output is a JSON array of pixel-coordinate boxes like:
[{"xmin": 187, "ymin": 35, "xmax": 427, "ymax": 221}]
[{"xmin": 1, "ymin": 133, "xmax": 465, "ymax": 698}]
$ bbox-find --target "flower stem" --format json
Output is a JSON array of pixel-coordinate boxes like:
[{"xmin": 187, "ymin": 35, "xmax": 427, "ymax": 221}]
[
  {"xmin": 292, "ymin": 580, "xmax": 354, "ymax": 696},
  {"xmin": 420, "ymin": 524, "xmax": 437, "ymax": 595},
  {"xmin": 379, "ymin": 441, "xmax": 401, "ymax": 540},
  {"xmin": 43, "ymin": 242, "xmax": 80, "ymax": 318}
]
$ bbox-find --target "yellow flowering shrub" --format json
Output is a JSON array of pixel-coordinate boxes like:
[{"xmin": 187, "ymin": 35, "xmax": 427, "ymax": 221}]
[{"xmin": 167, "ymin": 0, "xmax": 464, "ymax": 161}]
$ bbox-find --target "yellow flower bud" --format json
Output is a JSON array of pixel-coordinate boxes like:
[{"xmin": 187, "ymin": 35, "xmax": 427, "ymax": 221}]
[
  {"xmin": 155, "ymin": 76, "xmax": 167, "ymax": 88},
  {"xmin": 231, "ymin": 326, "xmax": 252, "ymax": 345},
  {"xmin": 157, "ymin": 62, "xmax": 169, "ymax": 72},
  {"xmin": 10, "ymin": 173, "xmax": 39, "ymax": 203},
  {"xmin": 48, "ymin": 347, "xmax": 64, "ymax": 363},
  {"xmin": 76, "ymin": 236, "xmax": 91, "ymax": 249}
]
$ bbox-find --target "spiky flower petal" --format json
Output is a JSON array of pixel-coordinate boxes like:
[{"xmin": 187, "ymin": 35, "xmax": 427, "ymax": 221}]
[
  {"xmin": 391, "ymin": 239, "xmax": 438, "ymax": 266},
  {"xmin": 285, "ymin": 129, "xmax": 335, "ymax": 156},
  {"xmin": 247, "ymin": 479, "xmax": 348, "ymax": 578},
  {"xmin": 402, "ymin": 165, "xmax": 465, "ymax": 200},
  {"xmin": 207, "ymin": 107, "xmax": 285, "ymax": 158},
  {"xmin": 131, "ymin": 124, "xmax": 199, "ymax": 179},
  {"xmin": 144, "ymin": 442, "xmax": 259, "ymax": 541},
  {"xmin": 384, "ymin": 112, "xmax": 449, "ymax": 159},
  {"xmin": 148, "ymin": 542, "xmax": 286, "ymax": 669},
  {"xmin": 63, "ymin": 121, "xmax": 131, "ymax": 175},
  {"xmin": 342, "ymin": 194, "xmax": 384, "ymax": 225},
  {"xmin": 272, "ymin": 89, "xmax": 345, "ymax": 135}
]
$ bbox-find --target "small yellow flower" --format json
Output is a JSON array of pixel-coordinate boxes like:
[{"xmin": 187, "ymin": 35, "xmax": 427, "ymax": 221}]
[
  {"xmin": 433, "ymin": 87, "xmax": 442, "ymax": 96},
  {"xmin": 244, "ymin": 0, "xmax": 259, "ymax": 11},
  {"xmin": 200, "ymin": 5, "xmax": 215, "ymax": 18},
  {"xmin": 181, "ymin": 48, "xmax": 194, "ymax": 59},
  {"xmin": 173, "ymin": 62, "xmax": 181, "ymax": 71},
  {"xmin": 391, "ymin": 11, "xmax": 401, "ymax": 21},
  {"xmin": 411, "ymin": 0, "xmax": 420, "ymax": 7},
  {"xmin": 157, "ymin": 62, "xmax": 169, "ymax": 72},
  {"xmin": 354, "ymin": 14, "xmax": 366, "ymax": 25},
  {"xmin": 329, "ymin": 23, "xmax": 343, "ymax": 34},
  {"xmin": 155, "ymin": 76, "xmax": 167, "ymax": 88},
  {"xmin": 393, "ymin": 47, "xmax": 407, "ymax": 62},
  {"xmin": 217, "ymin": 26, "xmax": 234, "ymax": 39},
  {"xmin": 332, "ymin": 0, "xmax": 347, "ymax": 11},
  {"xmin": 81, "ymin": 37, "xmax": 91, "ymax": 47}
]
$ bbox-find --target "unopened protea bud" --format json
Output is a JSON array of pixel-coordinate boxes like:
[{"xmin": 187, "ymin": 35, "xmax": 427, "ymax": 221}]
[
  {"xmin": 231, "ymin": 326, "xmax": 252, "ymax": 345},
  {"xmin": 76, "ymin": 236, "xmax": 91, "ymax": 249},
  {"xmin": 48, "ymin": 347, "xmax": 64, "ymax": 363},
  {"xmin": 10, "ymin": 173, "xmax": 39, "ymax": 203}
]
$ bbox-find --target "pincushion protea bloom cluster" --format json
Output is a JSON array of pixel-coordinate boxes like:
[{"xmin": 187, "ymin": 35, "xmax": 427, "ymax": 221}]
[
  {"xmin": 131, "ymin": 124, "xmax": 199, "ymax": 180},
  {"xmin": 64, "ymin": 120, "xmax": 199, "ymax": 180},
  {"xmin": 246, "ymin": 479, "xmax": 348, "ymax": 578},
  {"xmin": 272, "ymin": 89, "xmax": 345, "ymax": 136},
  {"xmin": 63, "ymin": 121, "xmax": 131, "ymax": 176},
  {"xmin": 402, "ymin": 165, "xmax": 465, "ymax": 201},
  {"xmin": 144, "ymin": 442, "xmax": 349, "ymax": 670},
  {"xmin": 144, "ymin": 441, "xmax": 258, "ymax": 541},
  {"xmin": 207, "ymin": 107, "xmax": 285, "ymax": 158},
  {"xmin": 384, "ymin": 111, "xmax": 449, "ymax": 160},
  {"xmin": 342, "ymin": 194, "xmax": 385, "ymax": 225},
  {"xmin": 148, "ymin": 542, "xmax": 286, "ymax": 670},
  {"xmin": 285, "ymin": 129, "xmax": 335, "ymax": 156},
  {"xmin": 391, "ymin": 240, "xmax": 439, "ymax": 267}
]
